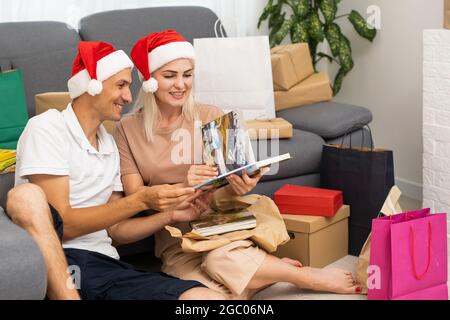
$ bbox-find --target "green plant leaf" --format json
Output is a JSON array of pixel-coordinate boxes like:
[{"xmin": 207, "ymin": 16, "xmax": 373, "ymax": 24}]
[
  {"xmin": 271, "ymin": 16, "xmax": 294, "ymax": 46},
  {"xmin": 324, "ymin": 23, "xmax": 341, "ymax": 57},
  {"xmin": 308, "ymin": 12, "xmax": 325, "ymax": 42},
  {"xmin": 257, "ymin": 0, "xmax": 274, "ymax": 28},
  {"xmin": 269, "ymin": 12, "xmax": 286, "ymax": 47},
  {"xmin": 290, "ymin": 18, "xmax": 309, "ymax": 43},
  {"xmin": 319, "ymin": 0, "xmax": 337, "ymax": 24},
  {"xmin": 333, "ymin": 67, "xmax": 347, "ymax": 95},
  {"xmin": 292, "ymin": 0, "xmax": 310, "ymax": 18},
  {"xmin": 339, "ymin": 34, "xmax": 353, "ymax": 72},
  {"xmin": 268, "ymin": 2, "xmax": 283, "ymax": 28},
  {"xmin": 317, "ymin": 52, "xmax": 334, "ymax": 63},
  {"xmin": 348, "ymin": 10, "xmax": 377, "ymax": 42}
]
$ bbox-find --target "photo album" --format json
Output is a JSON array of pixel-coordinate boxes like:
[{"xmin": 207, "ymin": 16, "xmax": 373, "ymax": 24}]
[
  {"xmin": 190, "ymin": 209, "xmax": 257, "ymax": 237},
  {"xmin": 195, "ymin": 110, "xmax": 292, "ymax": 190}
]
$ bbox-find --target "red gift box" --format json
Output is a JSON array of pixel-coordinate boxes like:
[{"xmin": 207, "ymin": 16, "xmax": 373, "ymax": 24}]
[{"xmin": 274, "ymin": 184, "xmax": 343, "ymax": 217}]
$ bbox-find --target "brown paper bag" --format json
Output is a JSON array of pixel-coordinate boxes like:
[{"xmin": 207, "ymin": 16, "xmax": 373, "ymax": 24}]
[
  {"xmin": 355, "ymin": 185, "xmax": 403, "ymax": 294},
  {"xmin": 274, "ymin": 72, "xmax": 332, "ymax": 111},
  {"xmin": 271, "ymin": 43, "xmax": 314, "ymax": 91},
  {"xmin": 34, "ymin": 92, "xmax": 116, "ymax": 134},
  {"xmin": 165, "ymin": 193, "xmax": 290, "ymax": 253},
  {"xmin": 445, "ymin": 0, "xmax": 450, "ymax": 29},
  {"xmin": 245, "ymin": 118, "xmax": 293, "ymax": 140}
]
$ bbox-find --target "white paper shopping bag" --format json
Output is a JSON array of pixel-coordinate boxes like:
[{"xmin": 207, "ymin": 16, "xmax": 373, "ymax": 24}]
[{"xmin": 194, "ymin": 36, "xmax": 276, "ymax": 120}]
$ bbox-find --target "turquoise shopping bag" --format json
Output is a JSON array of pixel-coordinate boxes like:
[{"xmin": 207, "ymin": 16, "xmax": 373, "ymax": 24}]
[{"xmin": 0, "ymin": 69, "xmax": 29, "ymax": 149}]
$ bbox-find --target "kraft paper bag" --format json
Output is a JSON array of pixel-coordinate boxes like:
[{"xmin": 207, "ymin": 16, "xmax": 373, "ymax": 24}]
[
  {"xmin": 35, "ymin": 92, "xmax": 116, "ymax": 134},
  {"xmin": 355, "ymin": 185, "xmax": 402, "ymax": 294},
  {"xmin": 166, "ymin": 193, "xmax": 290, "ymax": 253}
]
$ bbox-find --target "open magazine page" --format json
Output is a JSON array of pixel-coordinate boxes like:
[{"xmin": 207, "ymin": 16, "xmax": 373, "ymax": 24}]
[
  {"xmin": 196, "ymin": 110, "xmax": 291, "ymax": 190},
  {"xmin": 202, "ymin": 110, "xmax": 255, "ymax": 175}
]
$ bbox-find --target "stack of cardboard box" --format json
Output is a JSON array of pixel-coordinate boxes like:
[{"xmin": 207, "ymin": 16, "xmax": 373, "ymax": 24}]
[
  {"xmin": 274, "ymin": 184, "xmax": 349, "ymax": 268},
  {"xmin": 35, "ymin": 92, "xmax": 116, "ymax": 134},
  {"xmin": 271, "ymin": 43, "xmax": 333, "ymax": 111},
  {"xmin": 445, "ymin": 0, "xmax": 450, "ymax": 29}
]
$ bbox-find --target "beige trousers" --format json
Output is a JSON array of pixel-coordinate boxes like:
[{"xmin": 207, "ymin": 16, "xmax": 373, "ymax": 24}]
[{"xmin": 161, "ymin": 239, "xmax": 267, "ymax": 299}]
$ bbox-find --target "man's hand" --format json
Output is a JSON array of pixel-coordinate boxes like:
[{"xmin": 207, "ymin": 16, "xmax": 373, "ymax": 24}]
[
  {"xmin": 226, "ymin": 167, "xmax": 270, "ymax": 196},
  {"xmin": 169, "ymin": 190, "xmax": 210, "ymax": 224},
  {"xmin": 137, "ymin": 184, "xmax": 195, "ymax": 211},
  {"xmin": 184, "ymin": 165, "xmax": 218, "ymax": 187}
]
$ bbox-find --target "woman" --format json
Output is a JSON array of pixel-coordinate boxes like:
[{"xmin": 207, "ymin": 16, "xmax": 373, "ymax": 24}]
[{"xmin": 114, "ymin": 30, "xmax": 361, "ymax": 298}]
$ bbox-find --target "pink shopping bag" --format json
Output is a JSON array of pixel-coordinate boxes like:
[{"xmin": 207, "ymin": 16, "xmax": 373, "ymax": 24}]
[{"xmin": 368, "ymin": 208, "xmax": 448, "ymax": 300}]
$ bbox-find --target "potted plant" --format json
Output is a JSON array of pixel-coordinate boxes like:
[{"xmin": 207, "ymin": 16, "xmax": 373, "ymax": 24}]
[{"xmin": 258, "ymin": 0, "xmax": 377, "ymax": 95}]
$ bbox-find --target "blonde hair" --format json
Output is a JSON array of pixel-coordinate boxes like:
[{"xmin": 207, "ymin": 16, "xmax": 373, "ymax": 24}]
[{"xmin": 133, "ymin": 87, "xmax": 198, "ymax": 142}]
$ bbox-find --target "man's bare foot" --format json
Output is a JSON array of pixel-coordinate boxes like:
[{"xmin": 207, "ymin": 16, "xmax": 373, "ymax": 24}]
[
  {"xmin": 297, "ymin": 267, "xmax": 360, "ymax": 294},
  {"xmin": 281, "ymin": 257, "xmax": 303, "ymax": 268}
]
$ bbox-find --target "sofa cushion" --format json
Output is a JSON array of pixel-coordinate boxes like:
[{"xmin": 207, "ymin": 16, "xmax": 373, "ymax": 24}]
[
  {"xmin": 253, "ymin": 129, "xmax": 325, "ymax": 182},
  {"xmin": 0, "ymin": 173, "xmax": 14, "ymax": 209},
  {"xmin": 79, "ymin": 6, "xmax": 221, "ymax": 46},
  {"xmin": 0, "ymin": 207, "xmax": 47, "ymax": 299},
  {"xmin": 0, "ymin": 22, "xmax": 80, "ymax": 117},
  {"xmin": 276, "ymin": 101, "xmax": 373, "ymax": 139}
]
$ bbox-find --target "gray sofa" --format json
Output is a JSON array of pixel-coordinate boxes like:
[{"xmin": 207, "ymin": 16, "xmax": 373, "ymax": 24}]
[{"xmin": 0, "ymin": 6, "xmax": 372, "ymax": 299}]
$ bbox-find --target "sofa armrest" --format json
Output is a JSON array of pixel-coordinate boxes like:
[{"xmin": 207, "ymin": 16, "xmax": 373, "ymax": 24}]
[
  {"xmin": 0, "ymin": 207, "xmax": 47, "ymax": 299},
  {"xmin": 276, "ymin": 101, "xmax": 373, "ymax": 139}
]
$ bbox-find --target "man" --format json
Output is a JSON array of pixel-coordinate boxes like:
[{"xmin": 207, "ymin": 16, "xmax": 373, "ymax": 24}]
[{"xmin": 8, "ymin": 41, "xmax": 224, "ymax": 300}]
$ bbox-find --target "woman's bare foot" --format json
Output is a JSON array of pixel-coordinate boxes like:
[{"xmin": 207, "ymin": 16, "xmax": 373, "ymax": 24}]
[
  {"xmin": 296, "ymin": 267, "xmax": 360, "ymax": 294},
  {"xmin": 281, "ymin": 257, "xmax": 303, "ymax": 268}
]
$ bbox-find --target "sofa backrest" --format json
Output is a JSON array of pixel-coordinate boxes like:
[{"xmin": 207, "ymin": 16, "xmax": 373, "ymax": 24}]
[
  {"xmin": 0, "ymin": 21, "xmax": 80, "ymax": 117},
  {"xmin": 79, "ymin": 6, "xmax": 221, "ymax": 108},
  {"xmin": 0, "ymin": 6, "xmax": 223, "ymax": 205}
]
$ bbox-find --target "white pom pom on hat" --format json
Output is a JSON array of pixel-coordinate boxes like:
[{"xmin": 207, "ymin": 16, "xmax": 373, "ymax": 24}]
[
  {"xmin": 67, "ymin": 41, "xmax": 134, "ymax": 99},
  {"xmin": 87, "ymin": 79, "xmax": 103, "ymax": 96},
  {"xmin": 131, "ymin": 30, "xmax": 195, "ymax": 94},
  {"xmin": 142, "ymin": 77, "xmax": 159, "ymax": 93}
]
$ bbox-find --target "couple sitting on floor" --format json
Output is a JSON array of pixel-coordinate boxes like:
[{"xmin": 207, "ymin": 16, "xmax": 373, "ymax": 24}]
[{"xmin": 5, "ymin": 29, "xmax": 361, "ymax": 300}]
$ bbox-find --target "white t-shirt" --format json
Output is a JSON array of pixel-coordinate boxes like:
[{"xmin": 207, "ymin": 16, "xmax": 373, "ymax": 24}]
[{"xmin": 15, "ymin": 104, "xmax": 123, "ymax": 259}]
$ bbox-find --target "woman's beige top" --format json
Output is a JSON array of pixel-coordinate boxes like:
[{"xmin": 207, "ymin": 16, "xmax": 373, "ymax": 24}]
[{"xmin": 114, "ymin": 104, "xmax": 223, "ymax": 256}]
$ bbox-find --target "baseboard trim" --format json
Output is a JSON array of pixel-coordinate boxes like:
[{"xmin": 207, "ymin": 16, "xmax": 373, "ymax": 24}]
[{"xmin": 395, "ymin": 177, "xmax": 423, "ymax": 202}]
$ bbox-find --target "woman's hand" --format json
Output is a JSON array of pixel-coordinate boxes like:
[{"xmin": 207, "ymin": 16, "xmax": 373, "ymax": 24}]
[
  {"xmin": 138, "ymin": 184, "xmax": 195, "ymax": 211},
  {"xmin": 184, "ymin": 164, "xmax": 218, "ymax": 187},
  {"xmin": 169, "ymin": 190, "xmax": 210, "ymax": 223},
  {"xmin": 226, "ymin": 167, "xmax": 270, "ymax": 196}
]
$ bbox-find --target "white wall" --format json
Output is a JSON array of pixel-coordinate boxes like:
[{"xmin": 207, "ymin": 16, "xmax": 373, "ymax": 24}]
[
  {"xmin": 334, "ymin": 0, "xmax": 443, "ymax": 200},
  {"xmin": 250, "ymin": 0, "xmax": 443, "ymax": 200},
  {"xmin": 423, "ymin": 29, "xmax": 450, "ymax": 239},
  {"xmin": 0, "ymin": 0, "xmax": 261, "ymax": 37}
]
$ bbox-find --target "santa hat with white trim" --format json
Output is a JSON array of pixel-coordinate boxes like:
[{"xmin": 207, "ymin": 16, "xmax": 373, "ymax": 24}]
[
  {"xmin": 67, "ymin": 41, "xmax": 134, "ymax": 99},
  {"xmin": 131, "ymin": 30, "xmax": 195, "ymax": 93}
]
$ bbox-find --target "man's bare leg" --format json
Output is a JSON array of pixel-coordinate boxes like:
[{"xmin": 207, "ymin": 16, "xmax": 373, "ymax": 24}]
[
  {"xmin": 246, "ymin": 254, "xmax": 360, "ymax": 295},
  {"xmin": 6, "ymin": 183, "xmax": 80, "ymax": 300}
]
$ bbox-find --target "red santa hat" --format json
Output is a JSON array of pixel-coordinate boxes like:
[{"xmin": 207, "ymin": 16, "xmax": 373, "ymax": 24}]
[
  {"xmin": 130, "ymin": 30, "xmax": 195, "ymax": 93},
  {"xmin": 67, "ymin": 41, "xmax": 134, "ymax": 99}
]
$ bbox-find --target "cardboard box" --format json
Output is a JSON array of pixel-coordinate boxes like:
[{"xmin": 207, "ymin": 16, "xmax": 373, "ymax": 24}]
[
  {"xmin": 271, "ymin": 43, "xmax": 314, "ymax": 91},
  {"xmin": 275, "ymin": 205, "xmax": 349, "ymax": 267},
  {"xmin": 274, "ymin": 72, "xmax": 333, "ymax": 111},
  {"xmin": 274, "ymin": 184, "xmax": 343, "ymax": 217},
  {"xmin": 34, "ymin": 92, "xmax": 116, "ymax": 134},
  {"xmin": 445, "ymin": 0, "xmax": 450, "ymax": 29},
  {"xmin": 245, "ymin": 118, "xmax": 293, "ymax": 140}
]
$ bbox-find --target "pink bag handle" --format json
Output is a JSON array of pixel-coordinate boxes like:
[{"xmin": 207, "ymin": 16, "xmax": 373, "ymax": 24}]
[{"xmin": 410, "ymin": 221, "xmax": 432, "ymax": 280}]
